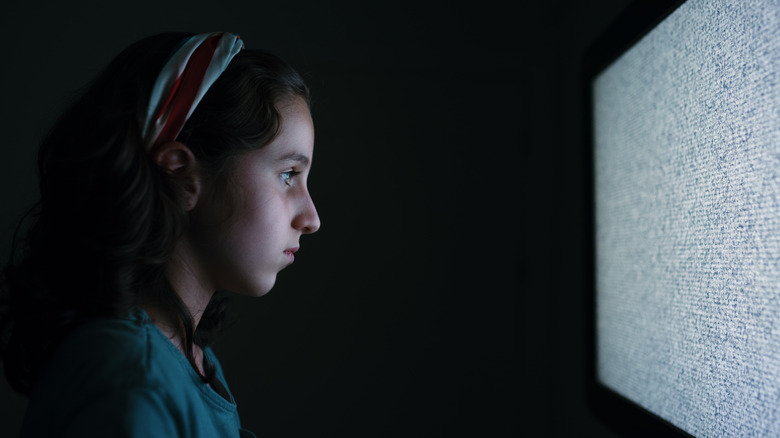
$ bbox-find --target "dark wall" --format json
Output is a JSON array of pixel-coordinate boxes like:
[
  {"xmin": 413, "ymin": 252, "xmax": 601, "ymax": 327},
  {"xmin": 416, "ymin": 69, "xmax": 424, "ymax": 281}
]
[{"xmin": 0, "ymin": 1, "xmax": 630, "ymax": 436}]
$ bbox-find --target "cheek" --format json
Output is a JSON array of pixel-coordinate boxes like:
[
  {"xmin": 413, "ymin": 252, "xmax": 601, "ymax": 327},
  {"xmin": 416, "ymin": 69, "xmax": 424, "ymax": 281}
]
[
  {"xmin": 228, "ymin": 195, "xmax": 289, "ymax": 247},
  {"xmin": 229, "ymin": 216, "xmax": 275, "ymax": 252}
]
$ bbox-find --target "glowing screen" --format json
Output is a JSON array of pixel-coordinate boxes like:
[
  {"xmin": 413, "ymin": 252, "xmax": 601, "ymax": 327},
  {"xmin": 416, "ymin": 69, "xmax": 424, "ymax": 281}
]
[{"xmin": 593, "ymin": 0, "xmax": 780, "ymax": 436}]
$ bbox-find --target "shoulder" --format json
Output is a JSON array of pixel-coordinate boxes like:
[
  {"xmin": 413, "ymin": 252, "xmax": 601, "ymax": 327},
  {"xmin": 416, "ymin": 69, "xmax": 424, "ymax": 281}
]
[
  {"xmin": 22, "ymin": 308, "xmax": 242, "ymax": 437},
  {"xmin": 22, "ymin": 309, "xmax": 198, "ymax": 436},
  {"xmin": 28, "ymin": 308, "xmax": 194, "ymax": 403},
  {"xmin": 46, "ymin": 308, "xmax": 169, "ymax": 386}
]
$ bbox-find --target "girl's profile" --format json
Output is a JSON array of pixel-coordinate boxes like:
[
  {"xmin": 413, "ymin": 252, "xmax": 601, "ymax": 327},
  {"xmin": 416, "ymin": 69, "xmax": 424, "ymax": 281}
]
[{"xmin": 0, "ymin": 31, "xmax": 320, "ymax": 437}]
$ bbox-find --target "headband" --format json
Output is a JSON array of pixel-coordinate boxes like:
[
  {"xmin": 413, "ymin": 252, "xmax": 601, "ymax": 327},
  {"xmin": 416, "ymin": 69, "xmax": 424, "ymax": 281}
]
[{"xmin": 143, "ymin": 32, "xmax": 244, "ymax": 150}]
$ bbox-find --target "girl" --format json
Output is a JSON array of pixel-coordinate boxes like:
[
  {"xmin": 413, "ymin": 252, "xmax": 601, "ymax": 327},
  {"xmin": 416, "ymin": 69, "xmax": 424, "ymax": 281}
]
[{"xmin": 0, "ymin": 31, "xmax": 320, "ymax": 437}]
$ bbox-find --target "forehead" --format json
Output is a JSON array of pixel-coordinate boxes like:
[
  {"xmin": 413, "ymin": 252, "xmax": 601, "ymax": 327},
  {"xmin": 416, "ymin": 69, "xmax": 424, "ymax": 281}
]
[
  {"xmin": 239, "ymin": 97, "xmax": 314, "ymax": 169},
  {"xmin": 266, "ymin": 97, "xmax": 314, "ymax": 158}
]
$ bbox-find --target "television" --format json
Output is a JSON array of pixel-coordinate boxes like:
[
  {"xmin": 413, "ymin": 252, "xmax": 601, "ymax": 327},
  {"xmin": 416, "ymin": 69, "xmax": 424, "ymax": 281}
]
[{"xmin": 583, "ymin": 0, "xmax": 780, "ymax": 436}]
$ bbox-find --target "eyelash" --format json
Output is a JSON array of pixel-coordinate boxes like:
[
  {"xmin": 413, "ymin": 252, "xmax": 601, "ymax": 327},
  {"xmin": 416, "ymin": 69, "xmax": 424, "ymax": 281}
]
[{"xmin": 281, "ymin": 170, "xmax": 300, "ymax": 186}]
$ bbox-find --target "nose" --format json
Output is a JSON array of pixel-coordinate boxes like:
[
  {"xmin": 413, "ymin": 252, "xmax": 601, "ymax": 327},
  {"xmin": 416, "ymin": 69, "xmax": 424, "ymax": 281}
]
[{"xmin": 293, "ymin": 192, "xmax": 321, "ymax": 234}]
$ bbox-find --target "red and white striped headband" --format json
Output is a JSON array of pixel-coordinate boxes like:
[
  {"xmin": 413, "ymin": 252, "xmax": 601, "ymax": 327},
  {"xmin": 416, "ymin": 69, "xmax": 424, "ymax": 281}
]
[{"xmin": 143, "ymin": 32, "xmax": 244, "ymax": 151}]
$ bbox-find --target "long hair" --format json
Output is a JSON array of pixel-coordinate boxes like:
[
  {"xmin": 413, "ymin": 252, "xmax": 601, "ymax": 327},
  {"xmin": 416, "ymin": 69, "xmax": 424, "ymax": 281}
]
[{"xmin": 0, "ymin": 32, "xmax": 311, "ymax": 396}]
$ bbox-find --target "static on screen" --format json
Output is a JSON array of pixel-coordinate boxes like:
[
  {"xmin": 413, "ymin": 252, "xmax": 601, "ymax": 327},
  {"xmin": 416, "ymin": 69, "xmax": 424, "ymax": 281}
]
[{"xmin": 594, "ymin": 0, "xmax": 780, "ymax": 436}]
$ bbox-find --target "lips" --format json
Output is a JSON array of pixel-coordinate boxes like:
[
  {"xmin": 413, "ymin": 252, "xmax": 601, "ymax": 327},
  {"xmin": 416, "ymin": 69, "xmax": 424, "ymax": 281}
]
[{"xmin": 284, "ymin": 247, "xmax": 299, "ymax": 264}]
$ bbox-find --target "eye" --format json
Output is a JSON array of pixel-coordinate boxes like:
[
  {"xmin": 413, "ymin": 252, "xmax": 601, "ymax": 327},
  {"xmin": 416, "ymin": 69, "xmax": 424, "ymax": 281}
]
[{"xmin": 281, "ymin": 170, "xmax": 300, "ymax": 186}]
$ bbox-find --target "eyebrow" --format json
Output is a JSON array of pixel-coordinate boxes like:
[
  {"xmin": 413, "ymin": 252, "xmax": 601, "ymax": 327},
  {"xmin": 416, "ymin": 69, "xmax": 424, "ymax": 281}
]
[{"xmin": 277, "ymin": 153, "xmax": 310, "ymax": 166}]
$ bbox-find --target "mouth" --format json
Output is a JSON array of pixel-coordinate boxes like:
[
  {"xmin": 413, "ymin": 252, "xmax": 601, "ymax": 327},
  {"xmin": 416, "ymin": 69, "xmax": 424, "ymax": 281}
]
[{"xmin": 284, "ymin": 247, "xmax": 299, "ymax": 264}]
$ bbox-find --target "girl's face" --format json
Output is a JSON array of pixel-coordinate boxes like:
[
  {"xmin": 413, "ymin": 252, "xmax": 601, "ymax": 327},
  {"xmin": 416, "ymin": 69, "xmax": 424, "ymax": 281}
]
[{"xmin": 190, "ymin": 96, "xmax": 320, "ymax": 297}]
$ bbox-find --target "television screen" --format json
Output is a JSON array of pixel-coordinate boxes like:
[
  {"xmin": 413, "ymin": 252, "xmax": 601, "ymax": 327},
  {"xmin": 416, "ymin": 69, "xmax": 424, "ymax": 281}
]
[{"xmin": 585, "ymin": 0, "xmax": 780, "ymax": 436}]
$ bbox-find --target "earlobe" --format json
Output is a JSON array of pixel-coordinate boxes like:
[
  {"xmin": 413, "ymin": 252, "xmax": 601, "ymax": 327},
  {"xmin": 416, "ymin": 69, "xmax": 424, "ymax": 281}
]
[{"xmin": 153, "ymin": 142, "xmax": 201, "ymax": 211}]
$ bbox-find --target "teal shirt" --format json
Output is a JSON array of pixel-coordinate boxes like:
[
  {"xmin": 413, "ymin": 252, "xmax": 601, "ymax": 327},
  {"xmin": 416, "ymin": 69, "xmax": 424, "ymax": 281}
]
[{"xmin": 20, "ymin": 308, "xmax": 256, "ymax": 437}]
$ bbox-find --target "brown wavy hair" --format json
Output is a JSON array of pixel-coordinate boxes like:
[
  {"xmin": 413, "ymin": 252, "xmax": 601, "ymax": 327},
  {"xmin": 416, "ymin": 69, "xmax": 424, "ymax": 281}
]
[{"xmin": 0, "ymin": 32, "xmax": 311, "ymax": 396}]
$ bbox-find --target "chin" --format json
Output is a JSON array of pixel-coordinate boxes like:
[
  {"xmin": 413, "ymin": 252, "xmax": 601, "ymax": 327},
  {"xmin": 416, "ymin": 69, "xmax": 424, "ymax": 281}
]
[
  {"xmin": 220, "ymin": 275, "xmax": 276, "ymax": 297},
  {"xmin": 255, "ymin": 287, "xmax": 274, "ymax": 297},
  {"xmin": 241, "ymin": 276, "xmax": 277, "ymax": 298}
]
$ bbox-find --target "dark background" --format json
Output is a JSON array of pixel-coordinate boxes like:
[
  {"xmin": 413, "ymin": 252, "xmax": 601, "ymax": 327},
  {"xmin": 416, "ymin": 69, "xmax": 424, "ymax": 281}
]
[{"xmin": 0, "ymin": 0, "xmax": 631, "ymax": 436}]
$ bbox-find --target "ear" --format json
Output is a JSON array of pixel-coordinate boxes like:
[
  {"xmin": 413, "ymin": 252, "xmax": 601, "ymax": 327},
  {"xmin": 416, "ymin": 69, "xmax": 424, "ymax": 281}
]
[{"xmin": 153, "ymin": 141, "xmax": 201, "ymax": 211}]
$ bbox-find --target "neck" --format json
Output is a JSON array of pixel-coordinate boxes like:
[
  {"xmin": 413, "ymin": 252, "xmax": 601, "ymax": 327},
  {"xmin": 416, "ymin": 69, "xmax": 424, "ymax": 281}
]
[{"xmin": 141, "ymin": 238, "xmax": 215, "ymax": 354}]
